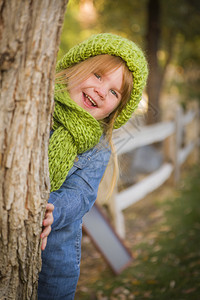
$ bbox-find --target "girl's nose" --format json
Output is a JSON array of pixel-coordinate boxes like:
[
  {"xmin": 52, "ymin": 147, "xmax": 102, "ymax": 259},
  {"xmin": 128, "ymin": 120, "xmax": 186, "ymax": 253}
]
[{"xmin": 94, "ymin": 85, "xmax": 107, "ymax": 99}]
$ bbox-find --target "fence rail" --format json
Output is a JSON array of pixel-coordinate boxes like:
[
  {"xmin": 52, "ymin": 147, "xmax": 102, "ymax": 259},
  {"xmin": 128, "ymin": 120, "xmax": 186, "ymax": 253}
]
[
  {"xmin": 97, "ymin": 102, "xmax": 200, "ymax": 238},
  {"xmin": 115, "ymin": 121, "xmax": 175, "ymax": 155}
]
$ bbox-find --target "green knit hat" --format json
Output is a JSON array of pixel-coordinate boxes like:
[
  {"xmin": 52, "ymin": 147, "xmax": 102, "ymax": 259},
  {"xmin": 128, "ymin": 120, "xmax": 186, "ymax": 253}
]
[{"xmin": 56, "ymin": 33, "xmax": 148, "ymax": 129}]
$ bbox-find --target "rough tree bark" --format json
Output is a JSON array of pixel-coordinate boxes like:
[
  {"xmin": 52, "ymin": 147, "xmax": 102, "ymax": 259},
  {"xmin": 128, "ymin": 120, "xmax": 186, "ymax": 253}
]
[{"xmin": 0, "ymin": 0, "xmax": 68, "ymax": 299}]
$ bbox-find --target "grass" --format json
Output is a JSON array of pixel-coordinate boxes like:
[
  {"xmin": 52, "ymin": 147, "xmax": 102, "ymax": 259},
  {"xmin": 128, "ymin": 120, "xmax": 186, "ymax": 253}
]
[{"xmin": 76, "ymin": 165, "xmax": 200, "ymax": 299}]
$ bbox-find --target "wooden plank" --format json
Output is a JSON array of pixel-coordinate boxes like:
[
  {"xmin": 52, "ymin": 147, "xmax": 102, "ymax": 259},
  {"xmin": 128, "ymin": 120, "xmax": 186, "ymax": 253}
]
[
  {"xmin": 182, "ymin": 110, "xmax": 196, "ymax": 126},
  {"xmin": 83, "ymin": 203, "xmax": 133, "ymax": 274},
  {"xmin": 178, "ymin": 142, "xmax": 195, "ymax": 165},
  {"xmin": 116, "ymin": 163, "xmax": 173, "ymax": 211},
  {"xmin": 113, "ymin": 121, "xmax": 175, "ymax": 155},
  {"xmin": 174, "ymin": 106, "xmax": 183, "ymax": 183}
]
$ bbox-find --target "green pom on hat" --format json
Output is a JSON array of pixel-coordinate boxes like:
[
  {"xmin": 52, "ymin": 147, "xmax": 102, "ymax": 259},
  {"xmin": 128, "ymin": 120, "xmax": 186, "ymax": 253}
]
[{"xmin": 56, "ymin": 33, "xmax": 148, "ymax": 129}]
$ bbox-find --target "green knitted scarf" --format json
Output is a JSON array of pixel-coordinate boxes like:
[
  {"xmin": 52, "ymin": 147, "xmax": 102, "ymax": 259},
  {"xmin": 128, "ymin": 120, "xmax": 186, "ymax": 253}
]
[{"xmin": 48, "ymin": 85, "xmax": 103, "ymax": 192}]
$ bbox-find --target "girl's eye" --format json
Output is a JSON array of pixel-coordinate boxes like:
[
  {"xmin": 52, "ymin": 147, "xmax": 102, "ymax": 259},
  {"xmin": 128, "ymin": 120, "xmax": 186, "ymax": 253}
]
[
  {"xmin": 110, "ymin": 89, "xmax": 118, "ymax": 98},
  {"xmin": 94, "ymin": 73, "xmax": 101, "ymax": 80}
]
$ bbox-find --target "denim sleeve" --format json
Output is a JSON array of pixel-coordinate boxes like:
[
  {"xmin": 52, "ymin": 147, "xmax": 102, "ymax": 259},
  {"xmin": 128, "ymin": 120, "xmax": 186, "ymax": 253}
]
[{"xmin": 48, "ymin": 146, "xmax": 111, "ymax": 230}]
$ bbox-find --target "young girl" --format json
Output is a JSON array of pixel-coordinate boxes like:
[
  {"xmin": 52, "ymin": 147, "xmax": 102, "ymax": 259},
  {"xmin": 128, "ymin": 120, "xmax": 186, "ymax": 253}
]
[{"xmin": 38, "ymin": 33, "xmax": 148, "ymax": 299}]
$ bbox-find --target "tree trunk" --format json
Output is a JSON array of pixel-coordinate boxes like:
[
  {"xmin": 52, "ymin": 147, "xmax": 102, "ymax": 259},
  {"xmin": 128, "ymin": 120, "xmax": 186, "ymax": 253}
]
[
  {"xmin": 146, "ymin": 0, "xmax": 161, "ymax": 124},
  {"xmin": 0, "ymin": 0, "xmax": 68, "ymax": 299}
]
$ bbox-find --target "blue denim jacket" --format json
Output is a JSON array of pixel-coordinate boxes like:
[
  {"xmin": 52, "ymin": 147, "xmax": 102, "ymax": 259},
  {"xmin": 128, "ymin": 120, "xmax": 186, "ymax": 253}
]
[{"xmin": 38, "ymin": 138, "xmax": 111, "ymax": 300}]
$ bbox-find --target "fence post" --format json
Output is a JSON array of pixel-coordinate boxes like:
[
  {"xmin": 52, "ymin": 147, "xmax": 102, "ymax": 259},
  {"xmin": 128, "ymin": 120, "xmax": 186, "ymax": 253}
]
[
  {"xmin": 174, "ymin": 105, "xmax": 183, "ymax": 183},
  {"xmin": 96, "ymin": 156, "xmax": 118, "ymax": 225},
  {"xmin": 185, "ymin": 101, "xmax": 200, "ymax": 164},
  {"xmin": 163, "ymin": 127, "xmax": 175, "ymax": 184},
  {"xmin": 96, "ymin": 159, "xmax": 126, "ymax": 237}
]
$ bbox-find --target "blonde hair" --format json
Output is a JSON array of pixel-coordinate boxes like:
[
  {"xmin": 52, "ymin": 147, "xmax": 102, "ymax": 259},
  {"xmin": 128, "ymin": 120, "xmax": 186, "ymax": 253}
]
[{"xmin": 56, "ymin": 55, "xmax": 133, "ymax": 196}]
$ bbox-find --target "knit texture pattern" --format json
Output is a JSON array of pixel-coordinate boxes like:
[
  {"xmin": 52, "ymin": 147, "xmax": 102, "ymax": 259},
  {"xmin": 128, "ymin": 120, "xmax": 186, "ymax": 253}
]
[
  {"xmin": 56, "ymin": 33, "xmax": 148, "ymax": 129},
  {"xmin": 48, "ymin": 85, "xmax": 103, "ymax": 192}
]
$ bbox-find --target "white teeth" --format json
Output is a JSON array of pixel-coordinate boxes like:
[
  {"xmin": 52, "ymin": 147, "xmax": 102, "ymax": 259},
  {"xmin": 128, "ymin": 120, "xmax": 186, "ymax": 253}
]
[{"xmin": 85, "ymin": 94, "xmax": 97, "ymax": 106}]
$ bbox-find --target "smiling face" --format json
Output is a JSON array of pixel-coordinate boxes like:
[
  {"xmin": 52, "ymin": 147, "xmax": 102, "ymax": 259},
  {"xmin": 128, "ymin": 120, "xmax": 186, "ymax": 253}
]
[
  {"xmin": 68, "ymin": 67, "xmax": 123, "ymax": 121},
  {"xmin": 56, "ymin": 54, "xmax": 133, "ymax": 128}
]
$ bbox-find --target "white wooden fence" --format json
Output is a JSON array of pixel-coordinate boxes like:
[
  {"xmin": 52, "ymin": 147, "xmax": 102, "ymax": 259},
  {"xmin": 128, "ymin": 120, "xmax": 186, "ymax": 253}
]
[{"xmin": 97, "ymin": 102, "xmax": 200, "ymax": 238}]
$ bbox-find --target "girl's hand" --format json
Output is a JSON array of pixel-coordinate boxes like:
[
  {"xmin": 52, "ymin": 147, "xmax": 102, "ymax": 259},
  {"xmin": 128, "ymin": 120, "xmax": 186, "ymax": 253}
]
[{"xmin": 41, "ymin": 203, "xmax": 54, "ymax": 251}]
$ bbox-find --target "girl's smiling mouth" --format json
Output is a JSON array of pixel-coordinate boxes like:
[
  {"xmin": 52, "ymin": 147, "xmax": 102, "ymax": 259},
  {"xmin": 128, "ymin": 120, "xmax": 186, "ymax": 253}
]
[{"xmin": 83, "ymin": 93, "xmax": 97, "ymax": 108}]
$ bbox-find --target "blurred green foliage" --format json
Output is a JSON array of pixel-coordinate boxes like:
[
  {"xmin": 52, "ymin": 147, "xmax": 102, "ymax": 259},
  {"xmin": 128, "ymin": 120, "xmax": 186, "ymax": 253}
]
[
  {"xmin": 161, "ymin": 0, "xmax": 200, "ymax": 102},
  {"xmin": 57, "ymin": 1, "xmax": 81, "ymax": 60},
  {"xmin": 58, "ymin": 0, "xmax": 200, "ymax": 104}
]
